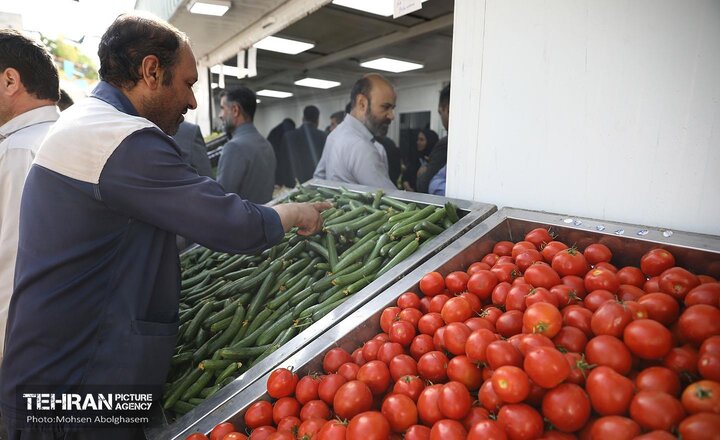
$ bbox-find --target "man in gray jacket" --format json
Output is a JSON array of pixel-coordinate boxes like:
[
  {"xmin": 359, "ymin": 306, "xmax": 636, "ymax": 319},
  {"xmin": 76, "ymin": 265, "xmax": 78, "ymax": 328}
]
[
  {"xmin": 172, "ymin": 120, "xmax": 213, "ymax": 178},
  {"xmin": 217, "ymin": 86, "xmax": 276, "ymax": 203}
]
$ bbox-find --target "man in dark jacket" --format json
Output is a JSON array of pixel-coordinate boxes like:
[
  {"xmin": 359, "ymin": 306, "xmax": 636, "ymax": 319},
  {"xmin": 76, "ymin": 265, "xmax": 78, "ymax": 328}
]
[
  {"xmin": 417, "ymin": 83, "xmax": 450, "ymax": 194},
  {"xmin": 172, "ymin": 120, "xmax": 213, "ymax": 178},
  {"xmin": 280, "ymin": 105, "xmax": 327, "ymax": 186}
]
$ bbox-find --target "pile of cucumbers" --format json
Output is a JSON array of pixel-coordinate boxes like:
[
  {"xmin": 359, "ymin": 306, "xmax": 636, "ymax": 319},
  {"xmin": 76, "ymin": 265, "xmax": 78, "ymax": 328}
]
[{"xmin": 163, "ymin": 185, "xmax": 460, "ymax": 417}]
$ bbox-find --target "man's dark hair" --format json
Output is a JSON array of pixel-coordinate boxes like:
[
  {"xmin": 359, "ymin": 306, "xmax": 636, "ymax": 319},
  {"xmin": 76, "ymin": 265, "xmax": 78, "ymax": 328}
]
[
  {"xmin": 331, "ymin": 110, "xmax": 345, "ymax": 123},
  {"xmin": 0, "ymin": 29, "xmax": 59, "ymax": 101},
  {"xmin": 303, "ymin": 105, "xmax": 320, "ymax": 124},
  {"xmin": 439, "ymin": 83, "xmax": 451, "ymax": 107},
  {"xmin": 220, "ymin": 86, "xmax": 257, "ymax": 121},
  {"xmin": 98, "ymin": 13, "xmax": 187, "ymax": 89},
  {"xmin": 349, "ymin": 77, "xmax": 373, "ymax": 111},
  {"xmin": 58, "ymin": 89, "xmax": 74, "ymax": 111},
  {"xmin": 344, "ymin": 102, "xmax": 351, "ymax": 114}
]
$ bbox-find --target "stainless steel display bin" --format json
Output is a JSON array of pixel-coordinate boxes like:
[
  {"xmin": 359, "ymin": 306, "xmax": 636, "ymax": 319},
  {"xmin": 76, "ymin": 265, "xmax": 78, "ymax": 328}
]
[
  {"xmin": 146, "ymin": 181, "xmax": 496, "ymax": 439},
  {"xmin": 167, "ymin": 207, "xmax": 720, "ymax": 438}
]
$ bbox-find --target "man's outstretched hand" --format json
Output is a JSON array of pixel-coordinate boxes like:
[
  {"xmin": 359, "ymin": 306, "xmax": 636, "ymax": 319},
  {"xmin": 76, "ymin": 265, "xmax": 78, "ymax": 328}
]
[{"xmin": 273, "ymin": 201, "xmax": 332, "ymax": 236}]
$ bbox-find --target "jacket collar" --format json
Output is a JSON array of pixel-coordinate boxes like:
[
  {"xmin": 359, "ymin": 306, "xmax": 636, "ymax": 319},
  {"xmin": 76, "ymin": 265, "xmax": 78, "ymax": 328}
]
[
  {"xmin": 0, "ymin": 105, "xmax": 59, "ymax": 141},
  {"xmin": 90, "ymin": 81, "xmax": 140, "ymax": 116}
]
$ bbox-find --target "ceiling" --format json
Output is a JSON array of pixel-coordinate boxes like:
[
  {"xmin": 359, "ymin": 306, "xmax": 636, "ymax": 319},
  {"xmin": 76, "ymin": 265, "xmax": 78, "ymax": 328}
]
[{"xmin": 154, "ymin": 0, "xmax": 454, "ymax": 104}]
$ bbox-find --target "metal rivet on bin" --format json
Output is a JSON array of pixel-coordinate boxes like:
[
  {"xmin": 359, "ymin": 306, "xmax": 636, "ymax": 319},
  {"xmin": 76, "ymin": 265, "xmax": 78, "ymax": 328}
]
[
  {"xmin": 563, "ymin": 218, "xmax": 574, "ymax": 224},
  {"xmin": 596, "ymin": 225, "xmax": 606, "ymax": 231},
  {"xmin": 573, "ymin": 220, "xmax": 583, "ymax": 226},
  {"xmin": 637, "ymin": 230, "xmax": 649, "ymax": 236},
  {"xmin": 662, "ymin": 230, "xmax": 674, "ymax": 237},
  {"xmin": 614, "ymin": 229, "xmax": 625, "ymax": 235}
]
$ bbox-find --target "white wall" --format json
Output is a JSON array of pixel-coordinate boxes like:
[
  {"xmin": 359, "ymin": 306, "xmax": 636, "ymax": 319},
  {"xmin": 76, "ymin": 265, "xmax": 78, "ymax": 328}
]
[
  {"xmin": 448, "ymin": 0, "xmax": 720, "ymax": 236},
  {"xmin": 253, "ymin": 71, "xmax": 451, "ymax": 141}
]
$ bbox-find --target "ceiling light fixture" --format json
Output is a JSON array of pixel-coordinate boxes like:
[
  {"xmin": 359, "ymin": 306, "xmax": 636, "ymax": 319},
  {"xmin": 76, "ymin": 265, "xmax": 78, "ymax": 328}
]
[
  {"xmin": 187, "ymin": 0, "xmax": 231, "ymax": 16},
  {"xmin": 256, "ymin": 89, "xmax": 293, "ymax": 99},
  {"xmin": 360, "ymin": 57, "xmax": 424, "ymax": 73},
  {"xmin": 294, "ymin": 78, "xmax": 341, "ymax": 89},
  {"xmin": 253, "ymin": 35, "xmax": 314, "ymax": 55},
  {"xmin": 332, "ymin": 0, "xmax": 428, "ymax": 17},
  {"xmin": 210, "ymin": 65, "xmax": 244, "ymax": 77}
]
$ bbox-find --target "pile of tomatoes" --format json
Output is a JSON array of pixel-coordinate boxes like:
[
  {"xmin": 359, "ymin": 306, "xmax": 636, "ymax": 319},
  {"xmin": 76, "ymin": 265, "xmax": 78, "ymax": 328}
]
[{"xmin": 191, "ymin": 228, "xmax": 720, "ymax": 440}]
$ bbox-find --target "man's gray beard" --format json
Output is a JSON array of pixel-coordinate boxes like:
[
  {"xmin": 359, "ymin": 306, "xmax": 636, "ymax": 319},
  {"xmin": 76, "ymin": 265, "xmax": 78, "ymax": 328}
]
[{"xmin": 224, "ymin": 120, "xmax": 235, "ymax": 139}]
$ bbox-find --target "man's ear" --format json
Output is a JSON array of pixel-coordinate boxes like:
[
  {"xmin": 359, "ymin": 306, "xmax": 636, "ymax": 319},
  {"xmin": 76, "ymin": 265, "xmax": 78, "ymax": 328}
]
[
  {"xmin": 1, "ymin": 68, "xmax": 22, "ymax": 95},
  {"xmin": 139, "ymin": 55, "xmax": 161, "ymax": 89}
]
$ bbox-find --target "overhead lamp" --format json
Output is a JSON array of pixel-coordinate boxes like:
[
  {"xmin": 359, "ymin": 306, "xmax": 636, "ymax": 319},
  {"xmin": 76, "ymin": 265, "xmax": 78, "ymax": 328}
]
[
  {"xmin": 187, "ymin": 0, "xmax": 231, "ymax": 16},
  {"xmin": 253, "ymin": 36, "xmax": 314, "ymax": 55},
  {"xmin": 256, "ymin": 99, "xmax": 261, "ymax": 104},
  {"xmin": 211, "ymin": 82, "xmax": 219, "ymax": 89},
  {"xmin": 360, "ymin": 57, "xmax": 423, "ymax": 73},
  {"xmin": 210, "ymin": 65, "xmax": 244, "ymax": 77},
  {"xmin": 256, "ymin": 89, "xmax": 293, "ymax": 99},
  {"xmin": 332, "ymin": 0, "xmax": 428, "ymax": 17},
  {"xmin": 294, "ymin": 78, "xmax": 341, "ymax": 89}
]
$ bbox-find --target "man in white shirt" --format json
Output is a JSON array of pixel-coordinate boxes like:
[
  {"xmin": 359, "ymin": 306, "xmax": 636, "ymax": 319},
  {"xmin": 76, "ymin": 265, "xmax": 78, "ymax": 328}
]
[
  {"xmin": 314, "ymin": 74, "xmax": 397, "ymax": 190},
  {"xmin": 0, "ymin": 29, "xmax": 60, "ymax": 358}
]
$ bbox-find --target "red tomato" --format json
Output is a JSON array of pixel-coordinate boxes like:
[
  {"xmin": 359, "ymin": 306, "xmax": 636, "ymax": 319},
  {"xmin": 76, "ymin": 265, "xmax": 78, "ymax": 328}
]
[
  {"xmin": 398, "ymin": 307, "xmax": 423, "ymax": 328},
  {"xmin": 467, "ymin": 261, "xmax": 491, "ymax": 276},
  {"xmin": 486, "ymin": 340, "xmax": 523, "ymax": 370},
  {"xmin": 467, "ymin": 419, "xmax": 508, "ymax": 440},
  {"xmin": 512, "ymin": 241, "xmax": 537, "ymax": 259},
  {"xmin": 351, "ymin": 347, "xmax": 365, "ymax": 366},
  {"xmin": 496, "ymin": 403, "xmax": 544, "ymax": 440},
  {"xmin": 584, "ymin": 268, "xmax": 619, "ymax": 293},
  {"xmin": 438, "ymin": 381, "xmax": 472, "ymax": 419},
  {"xmin": 418, "ymin": 296, "xmax": 431, "ymax": 314},
  {"xmin": 635, "ymin": 366, "xmax": 681, "ymax": 396},
  {"xmin": 318, "ymin": 374, "xmax": 347, "ymax": 406},
  {"xmin": 624, "ymin": 319, "xmax": 673, "ymax": 359},
  {"xmin": 562, "ymin": 305, "xmax": 593, "ymax": 337},
  {"xmin": 389, "ymin": 354, "xmax": 418, "ymax": 382},
  {"xmin": 429, "ymin": 419, "xmax": 467, "ymax": 440},
  {"xmin": 640, "ymin": 249, "xmax": 676, "ymax": 277},
  {"xmin": 467, "ymin": 270, "xmax": 499, "ymax": 300},
  {"xmin": 491, "ymin": 366, "xmax": 530, "ymax": 403},
  {"xmin": 494, "ymin": 241, "xmax": 515, "ymax": 256},
  {"xmin": 515, "ymin": 249, "xmax": 544, "ymax": 273},
  {"xmin": 380, "ymin": 307, "xmax": 401, "ymax": 334},
  {"xmin": 465, "ymin": 316, "xmax": 494, "ymax": 332},
  {"xmin": 523, "ymin": 346, "xmax": 570, "ymax": 389},
  {"xmin": 361, "ymin": 339, "xmax": 383, "ymax": 362},
  {"xmin": 381, "ymin": 393, "xmax": 418, "ymax": 432},
  {"xmin": 629, "ymin": 391, "xmax": 685, "ymax": 431},
  {"xmin": 333, "ymin": 380, "xmax": 373, "ymax": 420},
  {"xmin": 420, "ymin": 272, "xmax": 445, "ymax": 297},
  {"xmin": 590, "ymin": 300, "xmax": 632, "ymax": 337},
  {"xmin": 300, "ymin": 399, "xmax": 331, "ymax": 421},
  {"xmin": 297, "ymin": 418, "xmax": 325, "ymax": 439},
  {"xmin": 356, "ymin": 360, "xmax": 390, "ymax": 396},
  {"xmin": 428, "ymin": 294, "xmax": 450, "ymax": 314},
  {"xmin": 462, "ymin": 406, "xmax": 490, "ymax": 431},
  {"xmin": 323, "ymin": 348, "xmax": 352, "ymax": 374},
  {"xmin": 417, "ymin": 351, "xmax": 449, "ymax": 383},
  {"xmin": 443, "ymin": 322, "xmax": 471, "ymax": 355},
  {"xmin": 685, "ymin": 282, "xmax": 720, "ymax": 307},
  {"xmin": 465, "ymin": 328, "xmax": 498, "ymax": 363},
  {"xmin": 404, "ymin": 425, "xmax": 432, "ymax": 440},
  {"xmin": 447, "ymin": 355, "xmax": 483, "ymax": 390},
  {"xmin": 495, "ymin": 310, "xmax": 524, "ymax": 338},
  {"xmin": 460, "ymin": 292, "xmax": 483, "ymax": 314},
  {"xmin": 681, "ymin": 380, "xmax": 720, "ymax": 414},
  {"xmin": 524, "ymin": 287, "xmax": 558, "ymax": 308},
  {"xmin": 678, "ymin": 413, "xmax": 720, "ymax": 440},
  {"xmin": 624, "ymin": 300, "xmax": 649, "ymax": 320},
  {"xmin": 393, "ymin": 375, "xmax": 425, "ymax": 402},
  {"xmin": 491, "ymin": 262, "xmax": 522, "ymax": 284},
  {"xmin": 267, "ymin": 368, "xmax": 298, "ymax": 399},
  {"xmin": 595, "ymin": 261, "xmax": 618, "ymax": 273},
  {"xmin": 590, "ymin": 416, "xmax": 640, "ymax": 440},
  {"xmin": 586, "ymin": 366, "xmax": 635, "ymax": 415},
  {"xmin": 701, "ymin": 336, "xmax": 720, "ymax": 356},
  {"xmin": 664, "ymin": 344, "xmax": 700, "ymax": 376},
  {"xmin": 295, "ymin": 375, "xmax": 320, "ymax": 404},
  {"xmin": 524, "ymin": 263, "xmax": 562, "ymax": 289},
  {"xmin": 585, "ymin": 335, "xmax": 633, "ymax": 375},
  {"xmin": 316, "ymin": 419, "xmax": 347, "ymax": 440},
  {"xmin": 541, "ymin": 383, "xmax": 591, "ymax": 432},
  {"xmin": 186, "ymin": 434, "xmax": 209, "ymax": 440},
  {"xmin": 541, "ymin": 241, "xmax": 569, "ymax": 263},
  {"xmin": 637, "ymin": 292, "xmax": 679, "ymax": 325},
  {"xmin": 441, "ymin": 296, "xmax": 472, "ymax": 324},
  {"xmin": 417, "ymin": 384, "xmax": 444, "ymax": 426},
  {"xmin": 659, "ymin": 267, "xmax": 700, "ymax": 300},
  {"xmin": 249, "ymin": 428, "xmax": 276, "ymax": 440},
  {"xmin": 552, "ymin": 326, "xmax": 587, "ymax": 353},
  {"xmin": 481, "ymin": 305, "xmax": 504, "ymax": 324},
  {"xmin": 445, "ymin": 271, "xmax": 470, "ymax": 293},
  {"xmin": 583, "ymin": 243, "xmax": 612, "ymax": 265},
  {"xmin": 265, "ymin": 433, "xmax": 292, "ymax": 440},
  {"xmin": 478, "ymin": 379, "xmax": 503, "ymax": 412},
  {"xmin": 699, "ymin": 352, "xmax": 720, "ymax": 381},
  {"xmin": 417, "ymin": 312, "xmax": 444, "ymax": 336},
  {"xmin": 210, "ymin": 423, "xmax": 236, "ymax": 440},
  {"xmin": 505, "ymin": 283, "xmax": 532, "ymax": 312},
  {"xmin": 389, "ymin": 320, "xmax": 416, "ymax": 347},
  {"xmin": 552, "ymin": 248, "xmax": 590, "ymax": 277},
  {"xmin": 583, "ymin": 289, "xmax": 615, "ymax": 312},
  {"xmin": 525, "ymin": 227, "xmax": 554, "ymax": 249},
  {"xmin": 410, "ymin": 334, "xmax": 435, "ymax": 360},
  {"xmin": 522, "ymin": 302, "xmax": 562, "ymax": 338},
  {"xmin": 222, "ymin": 433, "xmax": 248, "ymax": 440},
  {"xmin": 337, "ymin": 362, "xmax": 360, "ymax": 381},
  {"xmin": 245, "ymin": 401, "xmax": 273, "ymax": 429},
  {"xmin": 276, "ymin": 416, "xmax": 301, "ymax": 434},
  {"xmin": 398, "ymin": 292, "xmax": 422, "ymax": 309},
  {"xmin": 644, "ymin": 276, "xmax": 661, "ymax": 293},
  {"xmin": 617, "ymin": 266, "xmax": 646, "ymax": 288},
  {"xmin": 516, "ymin": 333, "xmax": 554, "ymax": 356},
  {"xmin": 617, "ymin": 284, "xmax": 646, "ymax": 302},
  {"xmin": 679, "ymin": 304, "xmax": 720, "ymax": 346},
  {"xmin": 564, "ymin": 352, "xmax": 592, "ymax": 386},
  {"xmin": 272, "ymin": 397, "xmax": 301, "ymax": 424}
]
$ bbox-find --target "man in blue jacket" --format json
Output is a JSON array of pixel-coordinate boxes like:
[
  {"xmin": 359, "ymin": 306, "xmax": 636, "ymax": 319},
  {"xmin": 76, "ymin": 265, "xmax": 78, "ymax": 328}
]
[{"xmin": 0, "ymin": 13, "xmax": 326, "ymax": 440}]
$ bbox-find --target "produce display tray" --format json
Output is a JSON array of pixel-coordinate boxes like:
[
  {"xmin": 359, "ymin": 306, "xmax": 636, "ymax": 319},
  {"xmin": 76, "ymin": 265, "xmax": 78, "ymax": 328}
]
[
  {"xmin": 173, "ymin": 207, "xmax": 720, "ymax": 437},
  {"xmin": 145, "ymin": 180, "xmax": 496, "ymax": 439}
]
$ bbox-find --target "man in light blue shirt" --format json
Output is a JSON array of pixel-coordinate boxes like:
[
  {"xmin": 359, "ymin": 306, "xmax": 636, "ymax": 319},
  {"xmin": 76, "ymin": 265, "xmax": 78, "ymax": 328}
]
[
  {"xmin": 428, "ymin": 164, "xmax": 447, "ymax": 196},
  {"xmin": 314, "ymin": 74, "xmax": 397, "ymax": 190}
]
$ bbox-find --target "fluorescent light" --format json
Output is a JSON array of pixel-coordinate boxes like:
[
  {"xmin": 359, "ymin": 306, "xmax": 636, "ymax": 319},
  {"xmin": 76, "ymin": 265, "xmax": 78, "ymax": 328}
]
[
  {"xmin": 187, "ymin": 0, "xmax": 231, "ymax": 16},
  {"xmin": 210, "ymin": 65, "xmax": 244, "ymax": 77},
  {"xmin": 256, "ymin": 89, "xmax": 293, "ymax": 99},
  {"xmin": 256, "ymin": 99, "xmax": 261, "ymax": 103},
  {"xmin": 332, "ymin": 0, "xmax": 428, "ymax": 17},
  {"xmin": 294, "ymin": 78, "xmax": 341, "ymax": 89},
  {"xmin": 360, "ymin": 57, "xmax": 423, "ymax": 73},
  {"xmin": 253, "ymin": 36, "xmax": 314, "ymax": 55},
  {"xmin": 211, "ymin": 82, "xmax": 219, "ymax": 89}
]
